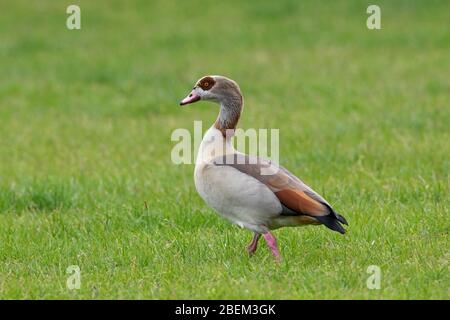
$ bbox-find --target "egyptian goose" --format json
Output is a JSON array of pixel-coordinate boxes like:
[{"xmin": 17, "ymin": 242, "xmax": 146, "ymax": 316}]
[{"xmin": 180, "ymin": 75, "xmax": 348, "ymax": 260}]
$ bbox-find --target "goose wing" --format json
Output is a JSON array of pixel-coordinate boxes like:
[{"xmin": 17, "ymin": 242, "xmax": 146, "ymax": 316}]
[{"xmin": 212, "ymin": 153, "xmax": 348, "ymax": 234}]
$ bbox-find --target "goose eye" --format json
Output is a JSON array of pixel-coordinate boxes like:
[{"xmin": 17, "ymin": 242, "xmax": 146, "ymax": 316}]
[{"xmin": 199, "ymin": 76, "xmax": 215, "ymax": 90}]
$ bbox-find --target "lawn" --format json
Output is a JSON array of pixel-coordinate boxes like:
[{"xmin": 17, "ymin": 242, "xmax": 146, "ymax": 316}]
[{"xmin": 0, "ymin": 0, "xmax": 448, "ymax": 299}]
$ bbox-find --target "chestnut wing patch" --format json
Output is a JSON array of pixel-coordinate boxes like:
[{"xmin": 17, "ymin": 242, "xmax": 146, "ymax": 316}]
[{"xmin": 274, "ymin": 189, "xmax": 326, "ymax": 216}]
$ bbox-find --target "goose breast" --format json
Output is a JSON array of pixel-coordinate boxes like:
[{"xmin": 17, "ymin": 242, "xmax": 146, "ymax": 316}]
[{"xmin": 194, "ymin": 161, "xmax": 282, "ymax": 233}]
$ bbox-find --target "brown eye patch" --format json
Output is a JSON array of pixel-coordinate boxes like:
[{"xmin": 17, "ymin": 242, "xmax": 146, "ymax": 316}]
[{"xmin": 198, "ymin": 76, "xmax": 215, "ymax": 91}]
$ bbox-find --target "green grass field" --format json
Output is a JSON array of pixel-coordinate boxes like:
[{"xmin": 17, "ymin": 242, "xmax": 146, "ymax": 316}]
[{"xmin": 0, "ymin": 0, "xmax": 448, "ymax": 299}]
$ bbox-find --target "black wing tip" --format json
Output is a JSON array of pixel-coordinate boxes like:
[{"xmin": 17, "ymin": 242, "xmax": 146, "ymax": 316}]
[
  {"xmin": 320, "ymin": 202, "xmax": 348, "ymax": 226},
  {"xmin": 337, "ymin": 214, "xmax": 348, "ymax": 226},
  {"xmin": 315, "ymin": 215, "xmax": 347, "ymax": 235}
]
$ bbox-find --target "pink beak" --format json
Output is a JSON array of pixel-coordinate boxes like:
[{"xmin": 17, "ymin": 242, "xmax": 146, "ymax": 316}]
[{"xmin": 180, "ymin": 90, "xmax": 201, "ymax": 106}]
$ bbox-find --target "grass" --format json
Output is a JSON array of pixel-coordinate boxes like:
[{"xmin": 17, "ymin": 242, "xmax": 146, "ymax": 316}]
[{"xmin": 0, "ymin": 0, "xmax": 449, "ymax": 299}]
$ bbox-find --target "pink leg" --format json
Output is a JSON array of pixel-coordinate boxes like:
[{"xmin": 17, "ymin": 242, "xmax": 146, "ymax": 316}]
[
  {"xmin": 247, "ymin": 233, "xmax": 261, "ymax": 255},
  {"xmin": 263, "ymin": 232, "xmax": 281, "ymax": 261}
]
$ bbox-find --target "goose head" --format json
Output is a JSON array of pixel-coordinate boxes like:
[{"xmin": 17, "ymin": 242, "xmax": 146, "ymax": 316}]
[{"xmin": 180, "ymin": 75, "xmax": 243, "ymax": 106}]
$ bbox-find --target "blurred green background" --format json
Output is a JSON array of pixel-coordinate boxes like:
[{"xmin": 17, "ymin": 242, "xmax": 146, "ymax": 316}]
[{"xmin": 0, "ymin": 0, "xmax": 448, "ymax": 299}]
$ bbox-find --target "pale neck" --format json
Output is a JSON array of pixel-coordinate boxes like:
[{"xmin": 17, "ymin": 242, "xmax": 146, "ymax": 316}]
[{"xmin": 214, "ymin": 95, "xmax": 243, "ymax": 137}]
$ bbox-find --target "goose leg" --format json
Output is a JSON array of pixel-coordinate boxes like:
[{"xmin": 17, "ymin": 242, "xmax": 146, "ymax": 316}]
[
  {"xmin": 247, "ymin": 233, "xmax": 261, "ymax": 255},
  {"xmin": 263, "ymin": 232, "xmax": 281, "ymax": 261}
]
